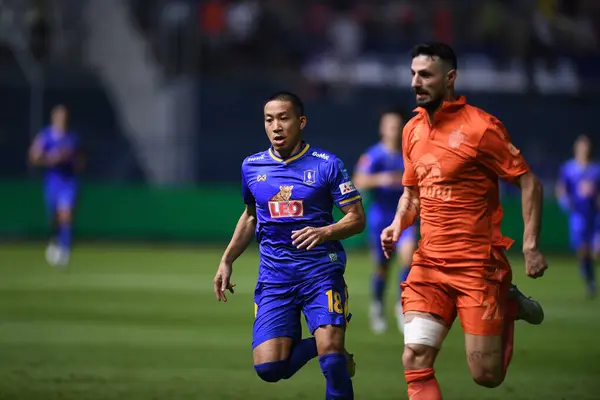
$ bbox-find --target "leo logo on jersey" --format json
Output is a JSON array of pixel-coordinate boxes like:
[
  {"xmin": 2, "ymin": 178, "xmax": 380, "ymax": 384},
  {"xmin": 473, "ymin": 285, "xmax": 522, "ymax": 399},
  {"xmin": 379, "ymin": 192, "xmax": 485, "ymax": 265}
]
[{"xmin": 268, "ymin": 185, "xmax": 304, "ymax": 218}]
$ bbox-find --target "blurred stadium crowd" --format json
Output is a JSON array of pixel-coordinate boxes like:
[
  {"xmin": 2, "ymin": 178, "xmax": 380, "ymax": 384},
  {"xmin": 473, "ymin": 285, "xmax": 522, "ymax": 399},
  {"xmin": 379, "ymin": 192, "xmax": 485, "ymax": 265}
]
[{"xmin": 2, "ymin": 0, "xmax": 599, "ymax": 76}]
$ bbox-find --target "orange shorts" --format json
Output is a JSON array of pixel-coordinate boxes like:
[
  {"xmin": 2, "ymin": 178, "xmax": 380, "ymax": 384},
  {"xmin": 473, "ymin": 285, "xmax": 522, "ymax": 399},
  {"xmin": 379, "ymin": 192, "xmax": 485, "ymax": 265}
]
[{"xmin": 401, "ymin": 248, "xmax": 512, "ymax": 335}]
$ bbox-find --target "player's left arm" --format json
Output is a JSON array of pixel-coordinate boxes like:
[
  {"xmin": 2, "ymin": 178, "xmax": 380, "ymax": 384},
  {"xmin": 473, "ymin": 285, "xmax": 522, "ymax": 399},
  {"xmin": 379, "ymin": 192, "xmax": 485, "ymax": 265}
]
[
  {"xmin": 477, "ymin": 120, "xmax": 547, "ymax": 278},
  {"xmin": 292, "ymin": 158, "xmax": 366, "ymax": 250}
]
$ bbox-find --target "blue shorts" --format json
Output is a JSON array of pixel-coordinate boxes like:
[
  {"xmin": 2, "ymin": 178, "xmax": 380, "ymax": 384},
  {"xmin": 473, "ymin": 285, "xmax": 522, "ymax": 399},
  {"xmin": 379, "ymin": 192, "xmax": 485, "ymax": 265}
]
[
  {"xmin": 569, "ymin": 214, "xmax": 600, "ymax": 252},
  {"xmin": 45, "ymin": 180, "xmax": 77, "ymax": 214},
  {"xmin": 367, "ymin": 210, "xmax": 416, "ymax": 264},
  {"xmin": 252, "ymin": 273, "xmax": 349, "ymax": 349}
]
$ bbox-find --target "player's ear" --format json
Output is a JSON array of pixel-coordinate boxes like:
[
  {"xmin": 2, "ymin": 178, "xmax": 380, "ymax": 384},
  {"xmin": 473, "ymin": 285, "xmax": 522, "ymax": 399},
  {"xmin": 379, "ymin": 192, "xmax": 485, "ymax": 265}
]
[
  {"xmin": 446, "ymin": 69, "xmax": 457, "ymax": 88},
  {"xmin": 299, "ymin": 116, "xmax": 307, "ymax": 130}
]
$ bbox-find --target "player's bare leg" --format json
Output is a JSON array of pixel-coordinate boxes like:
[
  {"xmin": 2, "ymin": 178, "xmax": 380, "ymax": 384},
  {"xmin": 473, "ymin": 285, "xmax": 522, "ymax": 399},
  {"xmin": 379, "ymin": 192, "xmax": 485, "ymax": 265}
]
[
  {"xmin": 396, "ymin": 239, "xmax": 416, "ymax": 334},
  {"xmin": 315, "ymin": 325, "xmax": 354, "ymax": 399},
  {"xmin": 464, "ymin": 334, "xmax": 506, "ymax": 388},
  {"xmin": 403, "ymin": 311, "xmax": 447, "ymax": 400},
  {"xmin": 45, "ymin": 214, "xmax": 60, "ymax": 265}
]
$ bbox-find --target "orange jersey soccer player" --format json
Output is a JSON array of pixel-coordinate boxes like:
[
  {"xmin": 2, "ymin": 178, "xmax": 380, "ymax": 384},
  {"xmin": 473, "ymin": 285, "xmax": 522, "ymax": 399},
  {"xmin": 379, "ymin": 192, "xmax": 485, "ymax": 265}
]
[{"xmin": 381, "ymin": 43, "xmax": 548, "ymax": 400}]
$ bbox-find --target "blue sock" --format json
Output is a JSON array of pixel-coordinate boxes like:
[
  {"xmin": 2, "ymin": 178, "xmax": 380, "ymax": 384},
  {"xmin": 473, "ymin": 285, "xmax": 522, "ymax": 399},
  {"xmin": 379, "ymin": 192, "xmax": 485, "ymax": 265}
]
[
  {"xmin": 254, "ymin": 360, "xmax": 289, "ymax": 382},
  {"xmin": 253, "ymin": 338, "xmax": 317, "ymax": 382},
  {"xmin": 580, "ymin": 257, "xmax": 596, "ymax": 295},
  {"xmin": 58, "ymin": 223, "xmax": 71, "ymax": 251},
  {"xmin": 372, "ymin": 272, "xmax": 386, "ymax": 303},
  {"xmin": 319, "ymin": 353, "xmax": 353, "ymax": 399},
  {"xmin": 287, "ymin": 337, "xmax": 318, "ymax": 378}
]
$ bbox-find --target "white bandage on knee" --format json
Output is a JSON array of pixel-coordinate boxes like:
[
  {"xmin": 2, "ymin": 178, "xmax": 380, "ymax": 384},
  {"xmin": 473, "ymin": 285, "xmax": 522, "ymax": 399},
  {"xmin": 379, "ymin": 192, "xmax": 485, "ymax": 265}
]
[{"xmin": 403, "ymin": 317, "xmax": 448, "ymax": 349}]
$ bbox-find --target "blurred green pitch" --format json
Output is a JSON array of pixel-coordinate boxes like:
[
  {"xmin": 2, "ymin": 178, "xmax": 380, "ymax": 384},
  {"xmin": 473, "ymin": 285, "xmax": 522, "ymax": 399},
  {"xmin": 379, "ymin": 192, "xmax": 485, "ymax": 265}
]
[{"xmin": 0, "ymin": 243, "xmax": 598, "ymax": 400}]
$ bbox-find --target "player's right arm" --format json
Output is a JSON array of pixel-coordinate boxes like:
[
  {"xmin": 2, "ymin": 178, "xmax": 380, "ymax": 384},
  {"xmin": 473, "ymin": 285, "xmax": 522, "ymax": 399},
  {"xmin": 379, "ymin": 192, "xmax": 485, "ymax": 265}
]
[
  {"xmin": 381, "ymin": 127, "xmax": 420, "ymax": 258},
  {"xmin": 353, "ymin": 153, "xmax": 402, "ymax": 189},
  {"xmin": 214, "ymin": 164, "xmax": 258, "ymax": 302}
]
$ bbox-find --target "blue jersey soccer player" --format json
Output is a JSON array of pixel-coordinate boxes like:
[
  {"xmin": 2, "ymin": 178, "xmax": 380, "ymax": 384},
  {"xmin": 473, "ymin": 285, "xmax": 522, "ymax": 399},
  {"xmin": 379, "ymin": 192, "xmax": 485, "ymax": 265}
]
[
  {"xmin": 213, "ymin": 92, "xmax": 366, "ymax": 399},
  {"xmin": 556, "ymin": 134, "xmax": 600, "ymax": 298},
  {"xmin": 28, "ymin": 105, "xmax": 83, "ymax": 267},
  {"xmin": 353, "ymin": 108, "xmax": 417, "ymax": 334}
]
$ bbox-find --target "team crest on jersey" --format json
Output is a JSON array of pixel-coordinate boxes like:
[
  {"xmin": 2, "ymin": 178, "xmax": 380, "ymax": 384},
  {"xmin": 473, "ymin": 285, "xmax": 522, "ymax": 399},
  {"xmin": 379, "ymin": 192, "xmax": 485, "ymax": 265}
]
[
  {"xmin": 448, "ymin": 130, "xmax": 465, "ymax": 149},
  {"xmin": 257, "ymin": 174, "xmax": 267, "ymax": 182},
  {"xmin": 303, "ymin": 169, "xmax": 316, "ymax": 185},
  {"xmin": 268, "ymin": 185, "xmax": 304, "ymax": 218}
]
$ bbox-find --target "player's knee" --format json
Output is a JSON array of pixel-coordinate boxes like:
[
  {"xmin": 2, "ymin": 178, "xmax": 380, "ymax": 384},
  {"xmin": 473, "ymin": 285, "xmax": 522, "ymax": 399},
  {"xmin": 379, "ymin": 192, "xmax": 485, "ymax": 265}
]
[
  {"xmin": 471, "ymin": 369, "xmax": 504, "ymax": 388},
  {"xmin": 254, "ymin": 360, "xmax": 289, "ymax": 383},
  {"xmin": 402, "ymin": 344, "xmax": 437, "ymax": 370},
  {"xmin": 57, "ymin": 209, "xmax": 72, "ymax": 224},
  {"xmin": 315, "ymin": 325, "xmax": 345, "ymax": 356},
  {"xmin": 403, "ymin": 316, "xmax": 447, "ymax": 369}
]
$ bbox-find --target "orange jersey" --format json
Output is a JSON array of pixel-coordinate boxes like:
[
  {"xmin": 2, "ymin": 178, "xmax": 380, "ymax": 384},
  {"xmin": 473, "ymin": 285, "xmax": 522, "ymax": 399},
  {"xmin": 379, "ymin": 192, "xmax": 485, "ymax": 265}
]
[{"xmin": 402, "ymin": 96, "xmax": 529, "ymax": 267}]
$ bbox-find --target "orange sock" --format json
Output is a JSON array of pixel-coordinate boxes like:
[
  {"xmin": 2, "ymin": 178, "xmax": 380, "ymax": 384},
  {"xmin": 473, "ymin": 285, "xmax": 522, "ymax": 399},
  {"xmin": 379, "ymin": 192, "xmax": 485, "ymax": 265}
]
[
  {"xmin": 405, "ymin": 368, "xmax": 442, "ymax": 400},
  {"xmin": 502, "ymin": 298, "xmax": 519, "ymax": 378}
]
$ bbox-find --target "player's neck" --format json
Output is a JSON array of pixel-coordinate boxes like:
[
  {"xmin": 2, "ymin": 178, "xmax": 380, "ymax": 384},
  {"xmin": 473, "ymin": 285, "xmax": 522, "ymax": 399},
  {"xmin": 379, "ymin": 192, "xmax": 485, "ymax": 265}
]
[
  {"xmin": 576, "ymin": 157, "xmax": 590, "ymax": 166},
  {"xmin": 273, "ymin": 141, "xmax": 303, "ymax": 159},
  {"xmin": 426, "ymin": 92, "xmax": 457, "ymax": 123},
  {"xmin": 382, "ymin": 140, "xmax": 401, "ymax": 153}
]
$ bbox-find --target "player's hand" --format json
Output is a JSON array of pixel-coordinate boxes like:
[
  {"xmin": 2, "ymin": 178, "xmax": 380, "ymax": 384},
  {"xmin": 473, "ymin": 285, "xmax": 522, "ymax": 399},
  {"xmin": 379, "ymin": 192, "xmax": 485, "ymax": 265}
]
[
  {"xmin": 523, "ymin": 248, "xmax": 548, "ymax": 279},
  {"xmin": 291, "ymin": 226, "xmax": 328, "ymax": 250},
  {"xmin": 213, "ymin": 262, "xmax": 236, "ymax": 302},
  {"xmin": 381, "ymin": 219, "xmax": 402, "ymax": 259}
]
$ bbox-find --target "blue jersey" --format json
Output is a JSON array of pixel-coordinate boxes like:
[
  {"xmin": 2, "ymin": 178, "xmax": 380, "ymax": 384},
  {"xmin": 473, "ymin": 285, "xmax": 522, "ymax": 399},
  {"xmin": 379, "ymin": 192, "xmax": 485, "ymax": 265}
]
[
  {"xmin": 241, "ymin": 143, "xmax": 362, "ymax": 284},
  {"xmin": 356, "ymin": 143, "xmax": 404, "ymax": 215},
  {"xmin": 38, "ymin": 126, "xmax": 79, "ymax": 183},
  {"xmin": 559, "ymin": 159, "xmax": 600, "ymax": 218}
]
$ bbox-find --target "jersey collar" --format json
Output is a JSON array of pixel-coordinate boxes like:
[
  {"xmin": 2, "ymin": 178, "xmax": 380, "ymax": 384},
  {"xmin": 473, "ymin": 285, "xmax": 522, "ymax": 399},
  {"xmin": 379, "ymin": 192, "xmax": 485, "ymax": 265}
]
[
  {"xmin": 413, "ymin": 95, "xmax": 467, "ymax": 115},
  {"xmin": 268, "ymin": 142, "xmax": 310, "ymax": 164}
]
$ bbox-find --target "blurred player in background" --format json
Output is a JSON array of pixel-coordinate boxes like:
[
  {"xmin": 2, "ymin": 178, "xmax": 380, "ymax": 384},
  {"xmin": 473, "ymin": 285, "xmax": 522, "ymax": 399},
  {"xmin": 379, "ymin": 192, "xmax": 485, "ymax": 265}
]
[
  {"xmin": 381, "ymin": 43, "xmax": 547, "ymax": 399},
  {"xmin": 556, "ymin": 134, "xmax": 600, "ymax": 298},
  {"xmin": 353, "ymin": 108, "xmax": 417, "ymax": 334},
  {"xmin": 213, "ymin": 92, "xmax": 365, "ymax": 399},
  {"xmin": 28, "ymin": 105, "xmax": 83, "ymax": 268}
]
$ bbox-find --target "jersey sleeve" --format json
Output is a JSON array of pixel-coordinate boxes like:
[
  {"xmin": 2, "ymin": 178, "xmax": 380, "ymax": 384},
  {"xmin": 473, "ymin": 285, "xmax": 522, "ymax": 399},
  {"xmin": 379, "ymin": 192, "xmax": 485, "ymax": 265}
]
[
  {"xmin": 477, "ymin": 120, "xmax": 530, "ymax": 183},
  {"xmin": 241, "ymin": 163, "xmax": 255, "ymax": 205},
  {"xmin": 401, "ymin": 126, "xmax": 418, "ymax": 186},
  {"xmin": 327, "ymin": 158, "xmax": 362, "ymax": 208}
]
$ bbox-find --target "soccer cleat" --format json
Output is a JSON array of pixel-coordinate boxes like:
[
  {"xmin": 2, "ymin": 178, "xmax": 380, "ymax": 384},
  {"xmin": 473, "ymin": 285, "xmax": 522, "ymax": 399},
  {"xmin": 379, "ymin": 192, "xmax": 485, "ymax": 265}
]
[
  {"xmin": 369, "ymin": 301, "xmax": 387, "ymax": 334},
  {"xmin": 395, "ymin": 301, "xmax": 405, "ymax": 334},
  {"xmin": 509, "ymin": 284, "xmax": 544, "ymax": 325},
  {"xmin": 346, "ymin": 352, "xmax": 356, "ymax": 378}
]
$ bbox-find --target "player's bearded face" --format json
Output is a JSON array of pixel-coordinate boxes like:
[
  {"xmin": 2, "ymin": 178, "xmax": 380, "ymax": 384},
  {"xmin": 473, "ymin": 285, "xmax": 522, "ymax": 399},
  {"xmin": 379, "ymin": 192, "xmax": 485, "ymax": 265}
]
[
  {"xmin": 411, "ymin": 56, "xmax": 452, "ymax": 110},
  {"xmin": 264, "ymin": 100, "xmax": 306, "ymax": 156}
]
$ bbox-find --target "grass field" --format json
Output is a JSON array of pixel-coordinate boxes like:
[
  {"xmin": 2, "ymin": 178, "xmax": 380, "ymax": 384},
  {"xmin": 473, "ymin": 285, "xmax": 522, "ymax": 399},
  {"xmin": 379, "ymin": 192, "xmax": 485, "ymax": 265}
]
[{"xmin": 0, "ymin": 243, "xmax": 598, "ymax": 400}]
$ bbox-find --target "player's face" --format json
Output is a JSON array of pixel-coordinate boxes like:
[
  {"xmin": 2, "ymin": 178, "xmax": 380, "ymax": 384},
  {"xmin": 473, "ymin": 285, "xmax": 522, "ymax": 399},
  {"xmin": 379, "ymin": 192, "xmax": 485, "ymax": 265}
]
[
  {"xmin": 574, "ymin": 137, "xmax": 591, "ymax": 160},
  {"xmin": 380, "ymin": 114, "xmax": 403, "ymax": 145},
  {"xmin": 52, "ymin": 107, "xmax": 68, "ymax": 130},
  {"xmin": 411, "ymin": 55, "xmax": 455, "ymax": 109},
  {"xmin": 264, "ymin": 100, "xmax": 306, "ymax": 155}
]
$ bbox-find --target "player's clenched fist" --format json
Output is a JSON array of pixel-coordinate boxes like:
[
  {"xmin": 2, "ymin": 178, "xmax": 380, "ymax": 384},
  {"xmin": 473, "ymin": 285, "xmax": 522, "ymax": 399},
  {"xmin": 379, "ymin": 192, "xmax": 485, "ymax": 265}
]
[
  {"xmin": 213, "ymin": 262, "xmax": 236, "ymax": 302},
  {"xmin": 381, "ymin": 220, "xmax": 402, "ymax": 259},
  {"xmin": 523, "ymin": 248, "xmax": 548, "ymax": 279}
]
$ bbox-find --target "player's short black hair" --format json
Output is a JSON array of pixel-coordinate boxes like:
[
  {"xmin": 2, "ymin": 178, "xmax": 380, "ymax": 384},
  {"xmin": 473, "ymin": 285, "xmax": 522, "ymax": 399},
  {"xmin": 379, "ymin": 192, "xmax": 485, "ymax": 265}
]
[
  {"xmin": 264, "ymin": 91, "xmax": 305, "ymax": 117},
  {"xmin": 410, "ymin": 42, "xmax": 458, "ymax": 71},
  {"xmin": 379, "ymin": 106, "xmax": 408, "ymax": 121}
]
